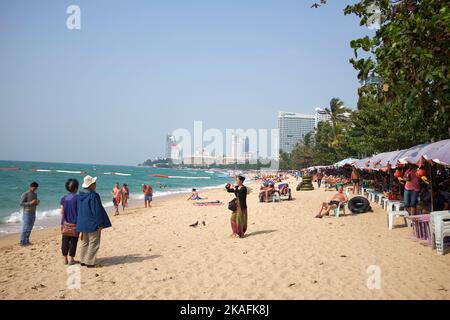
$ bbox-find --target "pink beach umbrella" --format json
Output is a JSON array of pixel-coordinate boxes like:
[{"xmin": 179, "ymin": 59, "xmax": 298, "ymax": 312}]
[
  {"xmin": 420, "ymin": 139, "xmax": 450, "ymax": 166},
  {"xmin": 395, "ymin": 143, "xmax": 430, "ymax": 166}
]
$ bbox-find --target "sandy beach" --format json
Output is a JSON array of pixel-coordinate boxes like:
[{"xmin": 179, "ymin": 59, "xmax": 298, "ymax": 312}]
[{"xmin": 0, "ymin": 178, "xmax": 449, "ymax": 300}]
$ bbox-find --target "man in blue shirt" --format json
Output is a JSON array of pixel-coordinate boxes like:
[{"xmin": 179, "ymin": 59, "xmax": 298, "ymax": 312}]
[{"xmin": 76, "ymin": 176, "xmax": 112, "ymax": 268}]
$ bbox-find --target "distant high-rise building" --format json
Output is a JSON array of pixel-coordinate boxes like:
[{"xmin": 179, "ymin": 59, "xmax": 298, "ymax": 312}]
[
  {"xmin": 165, "ymin": 134, "xmax": 177, "ymax": 160},
  {"xmin": 314, "ymin": 107, "xmax": 332, "ymax": 128},
  {"xmin": 278, "ymin": 111, "xmax": 315, "ymax": 154},
  {"xmin": 230, "ymin": 134, "xmax": 243, "ymax": 161},
  {"xmin": 244, "ymin": 136, "xmax": 250, "ymax": 153}
]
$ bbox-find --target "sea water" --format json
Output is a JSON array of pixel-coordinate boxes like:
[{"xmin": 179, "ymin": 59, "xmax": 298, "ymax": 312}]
[{"xmin": 0, "ymin": 160, "xmax": 236, "ymax": 235}]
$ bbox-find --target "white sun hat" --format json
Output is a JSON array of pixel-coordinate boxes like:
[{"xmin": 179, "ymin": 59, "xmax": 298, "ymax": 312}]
[{"xmin": 82, "ymin": 175, "xmax": 97, "ymax": 188}]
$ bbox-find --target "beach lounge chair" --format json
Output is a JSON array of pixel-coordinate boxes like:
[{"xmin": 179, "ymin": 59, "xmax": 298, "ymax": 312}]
[
  {"xmin": 279, "ymin": 188, "xmax": 292, "ymax": 201},
  {"xmin": 387, "ymin": 210, "xmax": 409, "ymax": 230},
  {"xmin": 430, "ymin": 211, "xmax": 450, "ymax": 255},
  {"xmin": 271, "ymin": 192, "xmax": 281, "ymax": 203}
]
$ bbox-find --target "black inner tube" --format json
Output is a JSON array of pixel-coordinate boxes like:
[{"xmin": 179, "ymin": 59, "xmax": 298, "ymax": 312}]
[{"xmin": 348, "ymin": 196, "xmax": 371, "ymax": 213}]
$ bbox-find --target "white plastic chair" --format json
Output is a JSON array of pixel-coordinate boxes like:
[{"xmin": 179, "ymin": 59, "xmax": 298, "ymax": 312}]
[
  {"xmin": 367, "ymin": 191, "xmax": 376, "ymax": 202},
  {"xmin": 385, "ymin": 200, "xmax": 403, "ymax": 212},
  {"xmin": 430, "ymin": 211, "xmax": 450, "ymax": 255},
  {"xmin": 387, "ymin": 210, "xmax": 409, "ymax": 230},
  {"xmin": 375, "ymin": 193, "xmax": 384, "ymax": 205},
  {"xmin": 334, "ymin": 203, "xmax": 347, "ymax": 217},
  {"xmin": 363, "ymin": 188, "xmax": 374, "ymax": 197}
]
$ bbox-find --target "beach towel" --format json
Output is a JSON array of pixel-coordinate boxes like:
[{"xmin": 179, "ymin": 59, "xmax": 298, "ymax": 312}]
[{"xmin": 193, "ymin": 201, "xmax": 223, "ymax": 206}]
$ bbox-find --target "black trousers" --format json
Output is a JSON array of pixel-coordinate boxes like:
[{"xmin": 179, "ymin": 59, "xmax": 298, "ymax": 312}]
[{"xmin": 61, "ymin": 235, "xmax": 79, "ymax": 257}]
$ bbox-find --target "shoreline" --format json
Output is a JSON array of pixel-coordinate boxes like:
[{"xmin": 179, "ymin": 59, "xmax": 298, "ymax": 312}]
[
  {"xmin": 0, "ymin": 182, "xmax": 235, "ymax": 239},
  {"xmin": 0, "ymin": 183, "xmax": 232, "ymax": 245}
]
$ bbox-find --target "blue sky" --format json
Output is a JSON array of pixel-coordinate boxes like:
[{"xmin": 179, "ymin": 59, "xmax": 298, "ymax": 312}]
[{"xmin": 0, "ymin": 0, "xmax": 370, "ymax": 165}]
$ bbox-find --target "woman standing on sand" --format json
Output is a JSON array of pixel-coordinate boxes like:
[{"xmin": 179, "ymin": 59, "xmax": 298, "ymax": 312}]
[
  {"xmin": 226, "ymin": 176, "xmax": 248, "ymax": 238},
  {"xmin": 60, "ymin": 179, "xmax": 80, "ymax": 265},
  {"xmin": 121, "ymin": 183, "xmax": 129, "ymax": 212}
]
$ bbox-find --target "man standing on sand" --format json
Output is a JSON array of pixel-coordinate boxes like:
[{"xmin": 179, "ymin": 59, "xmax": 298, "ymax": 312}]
[
  {"xmin": 112, "ymin": 182, "xmax": 122, "ymax": 216},
  {"xmin": 317, "ymin": 170, "xmax": 324, "ymax": 188},
  {"xmin": 142, "ymin": 184, "xmax": 153, "ymax": 208},
  {"xmin": 77, "ymin": 176, "xmax": 112, "ymax": 268},
  {"xmin": 19, "ymin": 182, "xmax": 40, "ymax": 246}
]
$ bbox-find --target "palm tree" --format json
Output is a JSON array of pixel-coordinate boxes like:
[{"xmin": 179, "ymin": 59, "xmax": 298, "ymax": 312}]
[{"xmin": 324, "ymin": 98, "xmax": 352, "ymax": 148}]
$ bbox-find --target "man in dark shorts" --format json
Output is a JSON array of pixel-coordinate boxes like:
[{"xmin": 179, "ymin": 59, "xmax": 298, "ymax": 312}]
[{"xmin": 315, "ymin": 186, "xmax": 348, "ymax": 218}]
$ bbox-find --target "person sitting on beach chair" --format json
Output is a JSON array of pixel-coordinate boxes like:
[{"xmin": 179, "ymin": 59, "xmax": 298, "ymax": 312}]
[
  {"xmin": 315, "ymin": 186, "xmax": 348, "ymax": 218},
  {"xmin": 259, "ymin": 181, "xmax": 275, "ymax": 202},
  {"xmin": 278, "ymin": 183, "xmax": 290, "ymax": 196}
]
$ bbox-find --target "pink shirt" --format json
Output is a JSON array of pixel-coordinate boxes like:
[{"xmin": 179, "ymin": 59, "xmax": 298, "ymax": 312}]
[{"xmin": 404, "ymin": 169, "xmax": 420, "ymax": 192}]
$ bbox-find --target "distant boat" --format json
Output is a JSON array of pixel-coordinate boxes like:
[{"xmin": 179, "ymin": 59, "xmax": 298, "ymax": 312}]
[
  {"xmin": 32, "ymin": 169, "xmax": 86, "ymax": 174},
  {"xmin": 103, "ymin": 172, "xmax": 131, "ymax": 176},
  {"xmin": 0, "ymin": 167, "xmax": 20, "ymax": 171},
  {"xmin": 150, "ymin": 174, "xmax": 169, "ymax": 178}
]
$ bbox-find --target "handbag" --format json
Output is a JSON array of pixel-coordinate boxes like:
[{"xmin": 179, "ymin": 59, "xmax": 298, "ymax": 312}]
[
  {"xmin": 61, "ymin": 221, "xmax": 79, "ymax": 237},
  {"xmin": 228, "ymin": 198, "xmax": 237, "ymax": 212}
]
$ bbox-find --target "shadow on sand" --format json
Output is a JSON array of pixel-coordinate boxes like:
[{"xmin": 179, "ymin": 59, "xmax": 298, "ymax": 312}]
[
  {"xmin": 245, "ymin": 230, "xmax": 277, "ymax": 238},
  {"xmin": 98, "ymin": 254, "xmax": 161, "ymax": 266}
]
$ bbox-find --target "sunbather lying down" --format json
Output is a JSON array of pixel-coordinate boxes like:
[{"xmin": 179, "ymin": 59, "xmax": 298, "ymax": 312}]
[{"xmin": 315, "ymin": 186, "xmax": 348, "ymax": 218}]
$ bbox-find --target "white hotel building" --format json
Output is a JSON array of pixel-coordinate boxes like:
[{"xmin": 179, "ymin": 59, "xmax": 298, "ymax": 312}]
[{"xmin": 278, "ymin": 111, "xmax": 316, "ymax": 154}]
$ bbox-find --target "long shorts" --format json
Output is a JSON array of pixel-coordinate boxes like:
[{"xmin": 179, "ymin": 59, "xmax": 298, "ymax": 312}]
[
  {"xmin": 145, "ymin": 195, "xmax": 153, "ymax": 202},
  {"xmin": 404, "ymin": 189, "xmax": 418, "ymax": 209}
]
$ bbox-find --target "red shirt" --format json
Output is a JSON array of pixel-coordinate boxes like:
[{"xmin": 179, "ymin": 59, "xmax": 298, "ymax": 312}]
[{"xmin": 404, "ymin": 169, "xmax": 420, "ymax": 192}]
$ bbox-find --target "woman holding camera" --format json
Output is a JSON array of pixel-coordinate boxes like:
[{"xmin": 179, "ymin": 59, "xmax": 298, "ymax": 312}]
[{"xmin": 225, "ymin": 176, "xmax": 248, "ymax": 238}]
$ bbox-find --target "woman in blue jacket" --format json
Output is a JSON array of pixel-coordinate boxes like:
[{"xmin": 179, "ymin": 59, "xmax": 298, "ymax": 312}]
[{"xmin": 77, "ymin": 176, "xmax": 112, "ymax": 268}]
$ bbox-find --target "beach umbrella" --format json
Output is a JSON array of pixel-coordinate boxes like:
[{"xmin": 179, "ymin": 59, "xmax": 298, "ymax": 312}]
[
  {"xmin": 334, "ymin": 158, "xmax": 359, "ymax": 168},
  {"xmin": 396, "ymin": 143, "xmax": 431, "ymax": 165},
  {"xmin": 369, "ymin": 150, "xmax": 400, "ymax": 169},
  {"xmin": 352, "ymin": 157, "xmax": 371, "ymax": 170},
  {"xmin": 420, "ymin": 139, "xmax": 450, "ymax": 167}
]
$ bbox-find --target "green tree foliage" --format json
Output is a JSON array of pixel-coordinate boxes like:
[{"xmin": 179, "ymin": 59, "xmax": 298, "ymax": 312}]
[
  {"xmin": 304, "ymin": 0, "xmax": 449, "ymax": 164},
  {"xmin": 345, "ymin": 0, "xmax": 450, "ymax": 153},
  {"xmin": 283, "ymin": 98, "xmax": 356, "ymax": 168}
]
